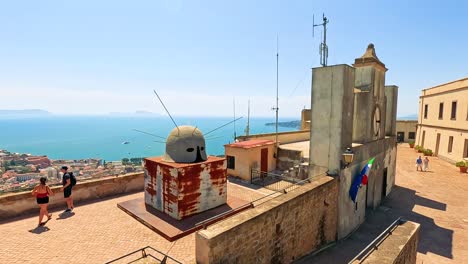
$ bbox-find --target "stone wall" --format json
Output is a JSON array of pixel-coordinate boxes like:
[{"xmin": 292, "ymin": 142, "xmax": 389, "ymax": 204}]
[
  {"xmin": 337, "ymin": 136, "xmax": 397, "ymax": 239},
  {"xmin": 361, "ymin": 221, "xmax": 420, "ymax": 264},
  {"xmin": 0, "ymin": 172, "xmax": 143, "ymax": 221},
  {"xmin": 237, "ymin": 130, "xmax": 310, "ymax": 144},
  {"xmin": 277, "ymin": 147, "xmax": 302, "ymax": 171},
  {"xmin": 196, "ymin": 176, "xmax": 338, "ymax": 264}
]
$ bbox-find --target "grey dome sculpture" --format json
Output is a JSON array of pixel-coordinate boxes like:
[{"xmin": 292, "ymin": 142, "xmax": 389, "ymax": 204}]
[{"xmin": 163, "ymin": 125, "xmax": 207, "ymax": 163}]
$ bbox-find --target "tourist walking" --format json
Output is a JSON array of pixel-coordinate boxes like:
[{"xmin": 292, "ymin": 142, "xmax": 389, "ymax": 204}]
[
  {"xmin": 416, "ymin": 156, "xmax": 423, "ymax": 171},
  {"xmin": 423, "ymin": 157, "xmax": 429, "ymax": 171},
  {"xmin": 31, "ymin": 177, "xmax": 54, "ymax": 226},
  {"xmin": 60, "ymin": 166, "xmax": 74, "ymax": 212}
]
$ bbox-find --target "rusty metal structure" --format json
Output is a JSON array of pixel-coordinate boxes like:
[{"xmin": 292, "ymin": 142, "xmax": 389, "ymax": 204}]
[{"xmin": 143, "ymin": 123, "xmax": 227, "ymax": 220}]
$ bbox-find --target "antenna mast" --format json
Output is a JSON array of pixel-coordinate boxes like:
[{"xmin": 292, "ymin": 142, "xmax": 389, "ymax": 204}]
[
  {"xmin": 313, "ymin": 13, "xmax": 329, "ymax": 67},
  {"xmin": 233, "ymin": 97, "xmax": 237, "ymax": 141},
  {"xmin": 272, "ymin": 36, "xmax": 279, "ymax": 157},
  {"xmin": 245, "ymin": 99, "xmax": 250, "ymax": 136}
]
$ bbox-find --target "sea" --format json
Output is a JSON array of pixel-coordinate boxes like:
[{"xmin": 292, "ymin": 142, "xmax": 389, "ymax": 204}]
[{"xmin": 0, "ymin": 116, "xmax": 298, "ymax": 161}]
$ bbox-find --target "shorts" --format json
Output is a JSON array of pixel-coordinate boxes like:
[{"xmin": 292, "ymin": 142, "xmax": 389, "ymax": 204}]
[
  {"xmin": 64, "ymin": 187, "xmax": 72, "ymax": 198},
  {"xmin": 37, "ymin": 196, "xmax": 49, "ymax": 204}
]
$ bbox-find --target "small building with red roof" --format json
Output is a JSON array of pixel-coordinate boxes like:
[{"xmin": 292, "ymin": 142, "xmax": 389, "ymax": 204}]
[{"xmin": 224, "ymin": 139, "xmax": 276, "ymax": 181}]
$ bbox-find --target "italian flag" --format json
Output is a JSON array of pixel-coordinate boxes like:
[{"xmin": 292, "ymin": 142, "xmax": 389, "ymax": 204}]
[
  {"xmin": 361, "ymin": 158, "xmax": 375, "ymax": 185},
  {"xmin": 349, "ymin": 158, "xmax": 375, "ymax": 202}
]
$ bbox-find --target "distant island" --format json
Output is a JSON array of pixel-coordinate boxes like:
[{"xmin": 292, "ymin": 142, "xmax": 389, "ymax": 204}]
[
  {"xmin": 265, "ymin": 120, "xmax": 301, "ymax": 129},
  {"xmin": 0, "ymin": 109, "xmax": 51, "ymax": 118},
  {"xmin": 397, "ymin": 114, "xmax": 418, "ymax": 120}
]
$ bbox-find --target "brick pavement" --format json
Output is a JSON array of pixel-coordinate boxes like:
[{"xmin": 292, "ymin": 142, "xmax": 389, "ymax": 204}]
[
  {"xmin": 0, "ymin": 181, "xmax": 272, "ymax": 264},
  {"xmin": 297, "ymin": 144, "xmax": 468, "ymax": 264}
]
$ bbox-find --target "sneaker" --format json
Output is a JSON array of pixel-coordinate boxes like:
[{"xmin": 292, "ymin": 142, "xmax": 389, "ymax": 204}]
[{"xmin": 64, "ymin": 209, "xmax": 72, "ymax": 213}]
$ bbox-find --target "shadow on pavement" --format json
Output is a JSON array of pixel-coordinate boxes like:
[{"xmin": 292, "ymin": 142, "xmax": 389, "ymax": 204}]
[
  {"xmin": 295, "ymin": 184, "xmax": 453, "ymax": 263},
  {"xmin": 29, "ymin": 225, "xmax": 50, "ymax": 234},
  {"xmin": 56, "ymin": 211, "xmax": 75, "ymax": 220},
  {"xmin": 384, "ymin": 185, "xmax": 453, "ymax": 259}
]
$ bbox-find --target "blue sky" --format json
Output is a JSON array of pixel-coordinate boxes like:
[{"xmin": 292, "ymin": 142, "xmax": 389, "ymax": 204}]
[{"xmin": 0, "ymin": 0, "xmax": 467, "ymax": 117}]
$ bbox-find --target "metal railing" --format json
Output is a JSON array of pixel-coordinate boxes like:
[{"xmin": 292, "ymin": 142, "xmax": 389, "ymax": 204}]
[
  {"xmin": 348, "ymin": 217, "xmax": 406, "ymax": 264},
  {"xmin": 250, "ymin": 169, "xmax": 308, "ymax": 193},
  {"xmin": 105, "ymin": 246, "xmax": 183, "ymax": 264}
]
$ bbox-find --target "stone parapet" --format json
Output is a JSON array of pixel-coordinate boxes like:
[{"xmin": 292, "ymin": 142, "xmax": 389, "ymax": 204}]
[
  {"xmin": 0, "ymin": 172, "xmax": 144, "ymax": 221},
  {"xmin": 361, "ymin": 221, "xmax": 420, "ymax": 264},
  {"xmin": 196, "ymin": 175, "xmax": 338, "ymax": 264}
]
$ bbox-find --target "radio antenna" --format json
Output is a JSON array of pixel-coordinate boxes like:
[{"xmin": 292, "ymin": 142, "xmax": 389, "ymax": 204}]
[
  {"xmin": 153, "ymin": 90, "xmax": 180, "ymax": 135},
  {"xmin": 233, "ymin": 97, "xmax": 237, "ymax": 141},
  {"xmin": 205, "ymin": 117, "xmax": 243, "ymax": 136},
  {"xmin": 313, "ymin": 13, "xmax": 329, "ymax": 67},
  {"xmin": 271, "ymin": 36, "xmax": 279, "ymax": 157},
  {"xmin": 244, "ymin": 99, "xmax": 250, "ymax": 136},
  {"xmin": 132, "ymin": 129, "xmax": 166, "ymax": 139}
]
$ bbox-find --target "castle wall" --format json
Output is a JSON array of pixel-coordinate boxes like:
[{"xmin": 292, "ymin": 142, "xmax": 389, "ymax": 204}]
[
  {"xmin": 196, "ymin": 176, "xmax": 338, "ymax": 264},
  {"xmin": 337, "ymin": 136, "xmax": 397, "ymax": 239}
]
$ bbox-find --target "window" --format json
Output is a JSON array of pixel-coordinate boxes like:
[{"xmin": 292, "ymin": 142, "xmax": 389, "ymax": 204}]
[
  {"xmin": 424, "ymin": 104, "xmax": 428, "ymax": 119},
  {"xmin": 438, "ymin": 103, "xmax": 444, "ymax": 119},
  {"xmin": 227, "ymin": 155, "xmax": 235, "ymax": 169},
  {"xmin": 448, "ymin": 136, "xmax": 454, "ymax": 153},
  {"xmin": 408, "ymin": 132, "xmax": 416, "ymax": 140},
  {"xmin": 451, "ymin": 101, "xmax": 457, "ymax": 120}
]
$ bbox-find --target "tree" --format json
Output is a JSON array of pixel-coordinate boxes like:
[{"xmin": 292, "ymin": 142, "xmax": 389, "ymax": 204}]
[
  {"xmin": 130, "ymin": 158, "xmax": 142, "ymax": 164},
  {"xmin": 122, "ymin": 158, "xmax": 129, "ymax": 165}
]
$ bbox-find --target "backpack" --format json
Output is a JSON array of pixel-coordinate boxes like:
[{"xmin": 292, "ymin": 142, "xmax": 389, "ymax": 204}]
[{"xmin": 69, "ymin": 172, "xmax": 77, "ymax": 186}]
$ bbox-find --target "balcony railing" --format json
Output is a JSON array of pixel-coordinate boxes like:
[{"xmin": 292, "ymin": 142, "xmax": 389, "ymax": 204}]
[{"xmin": 105, "ymin": 246, "xmax": 183, "ymax": 264}]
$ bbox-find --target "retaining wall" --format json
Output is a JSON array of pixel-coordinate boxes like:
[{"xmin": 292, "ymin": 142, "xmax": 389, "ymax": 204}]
[
  {"xmin": 196, "ymin": 175, "xmax": 338, "ymax": 264},
  {"xmin": 0, "ymin": 172, "xmax": 144, "ymax": 221}
]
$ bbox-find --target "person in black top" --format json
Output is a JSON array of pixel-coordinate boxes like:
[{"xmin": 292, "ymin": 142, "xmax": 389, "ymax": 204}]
[
  {"xmin": 32, "ymin": 177, "xmax": 54, "ymax": 226},
  {"xmin": 60, "ymin": 166, "xmax": 74, "ymax": 212}
]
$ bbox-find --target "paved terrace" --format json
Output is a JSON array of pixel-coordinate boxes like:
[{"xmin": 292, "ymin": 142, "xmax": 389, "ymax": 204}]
[
  {"xmin": 2, "ymin": 145, "xmax": 466, "ymax": 263},
  {"xmin": 0, "ymin": 180, "xmax": 276, "ymax": 264},
  {"xmin": 279, "ymin": 140, "xmax": 310, "ymax": 159},
  {"xmin": 298, "ymin": 144, "xmax": 468, "ymax": 264}
]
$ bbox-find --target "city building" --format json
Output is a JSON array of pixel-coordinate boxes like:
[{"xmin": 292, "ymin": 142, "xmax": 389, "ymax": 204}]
[
  {"xmin": 396, "ymin": 120, "xmax": 418, "ymax": 143},
  {"xmin": 415, "ymin": 78, "xmax": 468, "ymax": 163},
  {"xmin": 224, "ymin": 139, "xmax": 276, "ymax": 181}
]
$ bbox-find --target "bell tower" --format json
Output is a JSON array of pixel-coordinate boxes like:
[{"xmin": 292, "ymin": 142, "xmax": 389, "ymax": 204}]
[{"xmin": 352, "ymin": 44, "xmax": 388, "ymax": 143}]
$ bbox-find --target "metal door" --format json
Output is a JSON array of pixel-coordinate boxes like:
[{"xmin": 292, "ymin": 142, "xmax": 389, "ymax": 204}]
[
  {"xmin": 260, "ymin": 148, "xmax": 268, "ymax": 173},
  {"xmin": 397, "ymin": 132, "xmax": 404, "ymax": 142}
]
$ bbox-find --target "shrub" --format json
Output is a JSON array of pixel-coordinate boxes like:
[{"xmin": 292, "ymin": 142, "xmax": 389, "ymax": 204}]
[
  {"xmin": 455, "ymin": 161, "xmax": 467, "ymax": 167},
  {"xmin": 414, "ymin": 145, "xmax": 421, "ymax": 151},
  {"xmin": 409, "ymin": 141, "xmax": 415, "ymax": 145},
  {"xmin": 423, "ymin": 149, "xmax": 433, "ymax": 156}
]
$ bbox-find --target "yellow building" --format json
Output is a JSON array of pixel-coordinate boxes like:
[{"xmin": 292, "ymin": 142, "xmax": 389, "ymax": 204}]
[
  {"xmin": 396, "ymin": 120, "xmax": 417, "ymax": 143},
  {"xmin": 224, "ymin": 140, "xmax": 276, "ymax": 181},
  {"xmin": 416, "ymin": 78, "xmax": 468, "ymax": 163}
]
